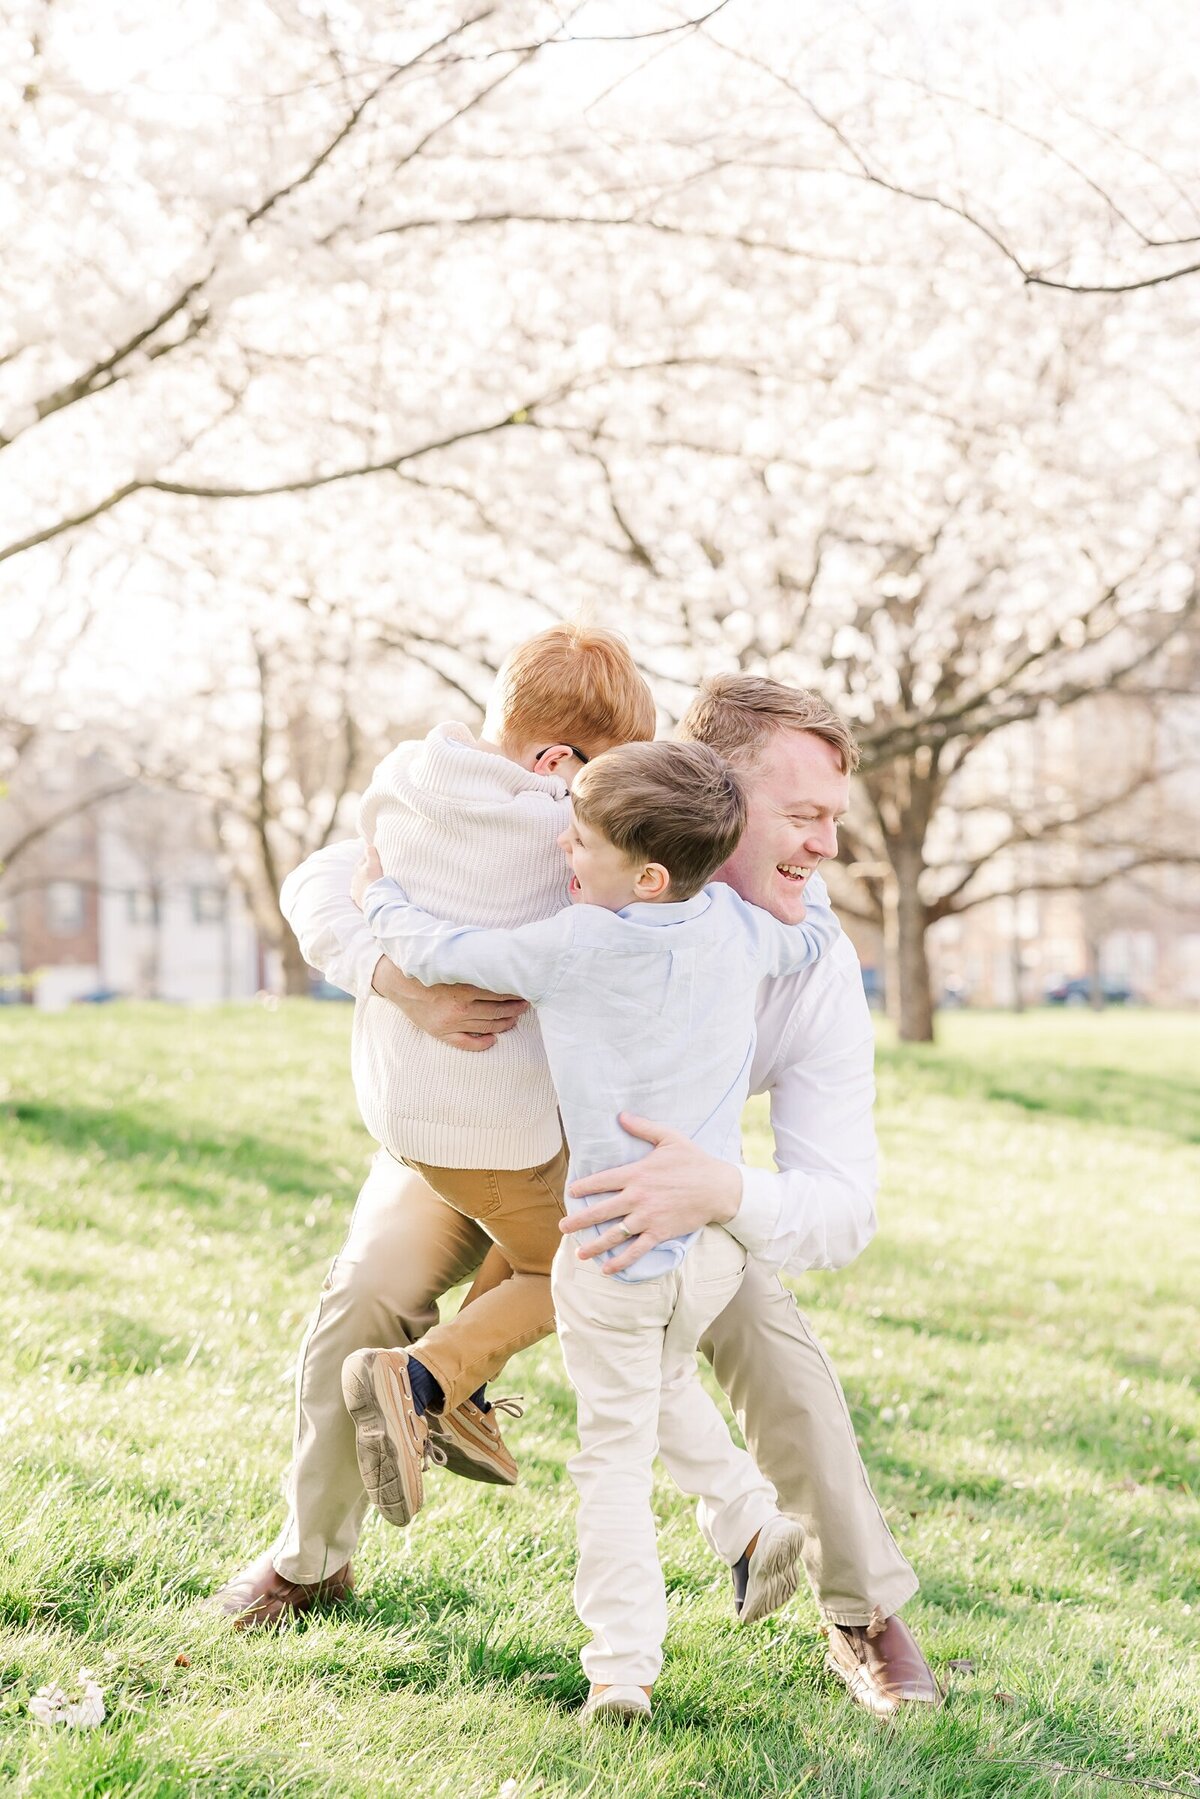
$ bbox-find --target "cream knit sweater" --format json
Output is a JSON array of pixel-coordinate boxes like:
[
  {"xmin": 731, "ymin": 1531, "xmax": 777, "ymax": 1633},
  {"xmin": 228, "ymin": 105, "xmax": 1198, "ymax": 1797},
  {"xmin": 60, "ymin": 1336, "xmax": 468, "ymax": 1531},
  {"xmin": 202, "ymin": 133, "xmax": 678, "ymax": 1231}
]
[{"xmin": 354, "ymin": 722, "xmax": 570, "ymax": 1169}]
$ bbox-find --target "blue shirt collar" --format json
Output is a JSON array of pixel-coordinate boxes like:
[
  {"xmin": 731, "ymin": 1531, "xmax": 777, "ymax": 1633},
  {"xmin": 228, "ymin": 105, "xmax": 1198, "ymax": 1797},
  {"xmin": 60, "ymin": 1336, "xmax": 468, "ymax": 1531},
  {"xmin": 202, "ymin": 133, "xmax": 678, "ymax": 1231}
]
[{"xmin": 616, "ymin": 891, "xmax": 711, "ymax": 927}]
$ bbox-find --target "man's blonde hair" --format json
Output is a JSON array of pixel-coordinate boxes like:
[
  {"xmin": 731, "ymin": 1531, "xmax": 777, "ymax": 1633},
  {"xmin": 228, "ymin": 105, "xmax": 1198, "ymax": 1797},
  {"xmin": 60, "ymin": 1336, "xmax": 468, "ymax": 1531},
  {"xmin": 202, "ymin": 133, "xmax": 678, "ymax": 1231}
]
[
  {"xmin": 495, "ymin": 625, "xmax": 656, "ymax": 756},
  {"xmin": 571, "ymin": 741, "xmax": 747, "ymax": 902},
  {"xmin": 678, "ymin": 674, "xmax": 859, "ymax": 774}
]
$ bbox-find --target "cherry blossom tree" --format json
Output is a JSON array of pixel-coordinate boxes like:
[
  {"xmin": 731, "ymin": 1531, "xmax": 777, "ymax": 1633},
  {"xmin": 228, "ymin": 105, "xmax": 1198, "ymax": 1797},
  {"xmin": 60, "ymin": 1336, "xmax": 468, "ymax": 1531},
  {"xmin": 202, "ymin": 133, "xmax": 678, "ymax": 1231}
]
[{"xmin": 3, "ymin": 0, "xmax": 1197, "ymax": 1028}]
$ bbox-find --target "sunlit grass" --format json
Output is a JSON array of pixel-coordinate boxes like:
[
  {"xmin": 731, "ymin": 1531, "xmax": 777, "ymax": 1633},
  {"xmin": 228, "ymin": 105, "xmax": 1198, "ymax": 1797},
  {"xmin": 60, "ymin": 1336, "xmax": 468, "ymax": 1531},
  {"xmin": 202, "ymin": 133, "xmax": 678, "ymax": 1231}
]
[{"xmin": 1, "ymin": 1005, "xmax": 1197, "ymax": 1797}]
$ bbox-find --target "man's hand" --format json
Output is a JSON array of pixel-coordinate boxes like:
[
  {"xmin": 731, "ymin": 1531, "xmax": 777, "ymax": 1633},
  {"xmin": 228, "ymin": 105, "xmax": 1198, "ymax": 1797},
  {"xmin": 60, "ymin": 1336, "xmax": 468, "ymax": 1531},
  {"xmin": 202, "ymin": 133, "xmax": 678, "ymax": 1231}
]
[
  {"xmin": 369, "ymin": 956, "xmax": 528, "ymax": 1052},
  {"xmin": 560, "ymin": 1114, "xmax": 742, "ymax": 1274},
  {"xmin": 351, "ymin": 842, "xmax": 384, "ymax": 911}
]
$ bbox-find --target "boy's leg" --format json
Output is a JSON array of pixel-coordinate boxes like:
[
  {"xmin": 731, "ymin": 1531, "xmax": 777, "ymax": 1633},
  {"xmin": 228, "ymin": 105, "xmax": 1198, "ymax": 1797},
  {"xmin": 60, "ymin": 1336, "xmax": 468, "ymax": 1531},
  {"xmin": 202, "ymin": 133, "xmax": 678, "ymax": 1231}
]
[
  {"xmin": 406, "ymin": 1146, "xmax": 567, "ymax": 1412},
  {"xmin": 654, "ymin": 1229, "xmax": 779, "ymax": 1564},
  {"xmin": 270, "ymin": 1151, "xmax": 489, "ymax": 1584},
  {"xmin": 457, "ymin": 1242, "xmax": 514, "ymax": 1309},
  {"xmin": 551, "ymin": 1241, "xmax": 673, "ymax": 1691},
  {"xmin": 697, "ymin": 1258, "xmax": 918, "ymax": 1625}
]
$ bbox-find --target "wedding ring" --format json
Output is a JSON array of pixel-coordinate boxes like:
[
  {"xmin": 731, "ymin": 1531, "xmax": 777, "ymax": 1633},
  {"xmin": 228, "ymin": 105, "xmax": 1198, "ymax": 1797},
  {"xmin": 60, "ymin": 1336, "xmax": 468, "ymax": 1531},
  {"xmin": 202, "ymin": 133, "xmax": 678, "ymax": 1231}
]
[{"xmin": 615, "ymin": 1221, "xmax": 634, "ymax": 1240}]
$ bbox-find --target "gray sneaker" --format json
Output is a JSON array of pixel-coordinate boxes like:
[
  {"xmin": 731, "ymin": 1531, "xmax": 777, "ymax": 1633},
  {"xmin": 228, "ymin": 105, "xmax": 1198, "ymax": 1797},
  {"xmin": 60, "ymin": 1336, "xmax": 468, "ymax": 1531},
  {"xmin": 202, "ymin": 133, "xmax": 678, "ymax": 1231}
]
[{"xmin": 735, "ymin": 1516, "xmax": 807, "ymax": 1625}]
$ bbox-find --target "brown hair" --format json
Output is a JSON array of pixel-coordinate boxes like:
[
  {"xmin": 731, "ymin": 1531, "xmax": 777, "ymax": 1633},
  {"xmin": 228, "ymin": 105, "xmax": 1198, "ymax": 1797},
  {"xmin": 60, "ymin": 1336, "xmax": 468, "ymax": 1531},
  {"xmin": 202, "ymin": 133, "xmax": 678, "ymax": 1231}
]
[
  {"xmin": 678, "ymin": 674, "xmax": 859, "ymax": 773},
  {"xmin": 570, "ymin": 741, "xmax": 747, "ymax": 902},
  {"xmin": 496, "ymin": 625, "xmax": 656, "ymax": 757}
]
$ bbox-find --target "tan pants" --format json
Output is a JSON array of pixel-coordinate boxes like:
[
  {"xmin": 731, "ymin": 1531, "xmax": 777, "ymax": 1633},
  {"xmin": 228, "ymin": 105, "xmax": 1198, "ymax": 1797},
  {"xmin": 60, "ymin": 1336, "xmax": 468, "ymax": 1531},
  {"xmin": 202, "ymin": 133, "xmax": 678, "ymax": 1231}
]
[
  {"xmin": 398, "ymin": 1148, "xmax": 566, "ymax": 1412},
  {"xmin": 273, "ymin": 1150, "xmax": 918, "ymax": 1624}
]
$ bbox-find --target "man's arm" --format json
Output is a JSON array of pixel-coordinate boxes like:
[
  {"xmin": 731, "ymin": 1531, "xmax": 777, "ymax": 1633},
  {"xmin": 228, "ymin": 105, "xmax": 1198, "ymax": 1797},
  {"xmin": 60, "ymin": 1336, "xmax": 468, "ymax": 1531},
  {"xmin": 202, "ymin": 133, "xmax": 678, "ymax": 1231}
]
[
  {"xmin": 730, "ymin": 944, "xmax": 877, "ymax": 1272},
  {"xmin": 561, "ymin": 940, "xmax": 876, "ymax": 1276},
  {"xmin": 363, "ymin": 877, "xmax": 572, "ymax": 1004},
  {"xmin": 280, "ymin": 840, "xmax": 383, "ymax": 1000},
  {"xmin": 279, "ymin": 841, "xmax": 529, "ymax": 1049}
]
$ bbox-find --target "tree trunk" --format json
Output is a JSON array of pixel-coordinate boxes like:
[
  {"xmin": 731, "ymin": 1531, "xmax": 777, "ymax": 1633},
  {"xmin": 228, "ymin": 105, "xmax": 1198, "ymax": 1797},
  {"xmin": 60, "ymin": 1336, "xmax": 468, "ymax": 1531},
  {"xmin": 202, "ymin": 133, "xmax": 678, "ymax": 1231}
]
[
  {"xmin": 1010, "ymin": 912, "xmax": 1025, "ymax": 1013},
  {"xmin": 280, "ymin": 926, "xmax": 311, "ymax": 998},
  {"xmin": 883, "ymin": 840, "xmax": 935, "ymax": 1042}
]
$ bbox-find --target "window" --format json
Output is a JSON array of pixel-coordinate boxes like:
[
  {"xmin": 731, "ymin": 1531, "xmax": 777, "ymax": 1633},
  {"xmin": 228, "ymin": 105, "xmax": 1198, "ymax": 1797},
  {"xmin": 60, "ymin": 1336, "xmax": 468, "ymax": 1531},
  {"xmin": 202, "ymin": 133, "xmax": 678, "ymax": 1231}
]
[
  {"xmin": 191, "ymin": 885, "xmax": 226, "ymax": 925},
  {"xmin": 46, "ymin": 881, "xmax": 85, "ymax": 935},
  {"xmin": 127, "ymin": 889, "xmax": 159, "ymax": 925}
]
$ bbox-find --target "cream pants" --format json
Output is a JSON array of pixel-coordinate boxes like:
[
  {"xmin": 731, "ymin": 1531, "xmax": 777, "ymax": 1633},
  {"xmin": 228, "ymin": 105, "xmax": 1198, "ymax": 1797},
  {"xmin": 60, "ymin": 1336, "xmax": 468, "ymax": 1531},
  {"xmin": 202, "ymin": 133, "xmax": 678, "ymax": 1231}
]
[{"xmin": 552, "ymin": 1227, "xmax": 776, "ymax": 1686}]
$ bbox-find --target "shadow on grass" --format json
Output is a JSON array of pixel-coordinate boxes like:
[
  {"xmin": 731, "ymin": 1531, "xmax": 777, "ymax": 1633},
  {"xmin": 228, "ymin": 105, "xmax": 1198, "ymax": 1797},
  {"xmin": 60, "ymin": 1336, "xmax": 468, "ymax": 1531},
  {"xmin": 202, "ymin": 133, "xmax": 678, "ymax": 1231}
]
[
  {"xmin": 3, "ymin": 1099, "xmax": 345, "ymax": 1230},
  {"xmin": 875, "ymin": 1051, "xmax": 1200, "ymax": 1143}
]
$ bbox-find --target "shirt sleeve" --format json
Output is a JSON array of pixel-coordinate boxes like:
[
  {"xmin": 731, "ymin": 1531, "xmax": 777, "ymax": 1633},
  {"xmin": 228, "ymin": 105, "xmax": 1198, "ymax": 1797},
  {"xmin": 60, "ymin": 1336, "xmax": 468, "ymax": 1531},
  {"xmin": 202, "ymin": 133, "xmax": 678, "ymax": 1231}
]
[
  {"xmin": 279, "ymin": 839, "xmax": 381, "ymax": 1001},
  {"xmin": 362, "ymin": 878, "xmax": 573, "ymax": 1004},
  {"xmin": 746, "ymin": 871, "xmax": 842, "ymax": 979},
  {"xmin": 726, "ymin": 942, "xmax": 878, "ymax": 1274}
]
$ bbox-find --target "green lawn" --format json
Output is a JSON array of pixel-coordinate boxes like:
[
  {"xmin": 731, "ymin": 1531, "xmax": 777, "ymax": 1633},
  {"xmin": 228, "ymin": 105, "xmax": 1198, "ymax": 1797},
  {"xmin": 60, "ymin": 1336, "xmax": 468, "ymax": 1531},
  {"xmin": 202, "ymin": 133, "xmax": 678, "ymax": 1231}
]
[{"xmin": 0, "ymin": 1006, "xmax": 1197, "ymax": 1798}]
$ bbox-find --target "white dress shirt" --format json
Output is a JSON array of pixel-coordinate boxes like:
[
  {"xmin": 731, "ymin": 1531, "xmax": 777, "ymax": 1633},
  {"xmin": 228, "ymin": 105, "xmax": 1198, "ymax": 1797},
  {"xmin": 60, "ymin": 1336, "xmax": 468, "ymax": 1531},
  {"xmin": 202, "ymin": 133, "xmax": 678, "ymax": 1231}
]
[{"xmin": 280, "ymin": 841, "xmax": 879, "ymax": 1276}]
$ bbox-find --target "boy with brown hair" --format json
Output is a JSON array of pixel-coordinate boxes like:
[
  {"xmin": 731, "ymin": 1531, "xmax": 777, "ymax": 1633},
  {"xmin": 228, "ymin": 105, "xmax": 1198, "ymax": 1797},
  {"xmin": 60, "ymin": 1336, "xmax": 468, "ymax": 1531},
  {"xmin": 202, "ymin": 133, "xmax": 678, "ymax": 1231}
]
[{"xmin": 344, "ymin": 739, "xmax": 842, "ymax": 1722}]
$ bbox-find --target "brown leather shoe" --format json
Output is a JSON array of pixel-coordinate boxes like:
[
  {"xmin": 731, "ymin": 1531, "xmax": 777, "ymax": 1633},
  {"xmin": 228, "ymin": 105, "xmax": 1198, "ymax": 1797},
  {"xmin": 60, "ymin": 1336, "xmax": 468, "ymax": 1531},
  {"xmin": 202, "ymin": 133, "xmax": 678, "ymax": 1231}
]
[
  {"xmin": 824, "ymin": 1613, "xmax": 942, "ymax": 1715},
  {"xmin": 211, "ymin": 1550, "xmax": 353, "ymax": 1631}
]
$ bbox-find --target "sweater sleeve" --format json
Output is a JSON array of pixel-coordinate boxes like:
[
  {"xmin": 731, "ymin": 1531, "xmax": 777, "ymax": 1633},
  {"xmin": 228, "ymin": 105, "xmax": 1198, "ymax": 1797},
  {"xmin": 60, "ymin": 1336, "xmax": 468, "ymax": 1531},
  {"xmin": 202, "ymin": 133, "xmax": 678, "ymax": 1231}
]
[{"xmin": 362, "ymin": 878, "xmax": 574, "ymax": 1003}]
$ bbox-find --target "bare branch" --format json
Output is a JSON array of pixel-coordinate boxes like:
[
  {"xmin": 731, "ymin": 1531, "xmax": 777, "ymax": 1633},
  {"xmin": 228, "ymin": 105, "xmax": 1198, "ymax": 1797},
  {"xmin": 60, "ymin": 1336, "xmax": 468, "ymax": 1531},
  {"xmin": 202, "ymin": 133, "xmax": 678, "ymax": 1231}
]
[
  {"xmin": 713, "ymin": 44, "xmax": 1200, "ymax": 294},
  {"xmin": 0, "ymin": 778, "xmax": 136, "ymax": 873},
  {"xmin": 925, "ymin": 757, "xmax": 1200, "ymax": 921}
]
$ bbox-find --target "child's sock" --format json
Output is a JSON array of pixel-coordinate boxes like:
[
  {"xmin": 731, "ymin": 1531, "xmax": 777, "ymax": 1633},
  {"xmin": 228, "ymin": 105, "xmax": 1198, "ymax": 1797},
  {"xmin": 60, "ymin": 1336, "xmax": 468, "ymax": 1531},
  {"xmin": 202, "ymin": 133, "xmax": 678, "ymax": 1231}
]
[
  {"xmin": 468, "ymin": 1384, "xmax": 491, "ymax": 1414},
  {"xmin": 406, "ymin": 1356, "xmax": 444, "ymax": 1417}
]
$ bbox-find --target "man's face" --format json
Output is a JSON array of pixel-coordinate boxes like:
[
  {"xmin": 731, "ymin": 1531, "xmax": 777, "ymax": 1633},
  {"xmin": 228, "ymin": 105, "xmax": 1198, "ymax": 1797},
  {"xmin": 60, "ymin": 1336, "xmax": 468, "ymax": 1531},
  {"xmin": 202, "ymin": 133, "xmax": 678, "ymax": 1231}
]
[{"xmin": 714, "ymin": 729, "xmax": 849, "ymax": 923}]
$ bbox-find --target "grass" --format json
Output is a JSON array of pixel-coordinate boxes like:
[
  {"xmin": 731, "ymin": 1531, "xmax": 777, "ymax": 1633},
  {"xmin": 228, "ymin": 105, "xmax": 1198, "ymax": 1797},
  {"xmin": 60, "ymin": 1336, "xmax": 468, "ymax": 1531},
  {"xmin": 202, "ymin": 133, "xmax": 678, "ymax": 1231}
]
[{"xmin": 0, "ymin": 1003, "xmax": 1197, "ymax": 1798}]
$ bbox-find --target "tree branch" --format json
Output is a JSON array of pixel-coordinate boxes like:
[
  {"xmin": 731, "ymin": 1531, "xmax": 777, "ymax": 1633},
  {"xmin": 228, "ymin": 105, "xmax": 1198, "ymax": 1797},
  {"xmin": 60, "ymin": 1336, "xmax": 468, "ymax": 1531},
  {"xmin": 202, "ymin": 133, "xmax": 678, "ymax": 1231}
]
[{"xmin": 0, "ymin": 779, "xmax": 135, "ymax": 873}]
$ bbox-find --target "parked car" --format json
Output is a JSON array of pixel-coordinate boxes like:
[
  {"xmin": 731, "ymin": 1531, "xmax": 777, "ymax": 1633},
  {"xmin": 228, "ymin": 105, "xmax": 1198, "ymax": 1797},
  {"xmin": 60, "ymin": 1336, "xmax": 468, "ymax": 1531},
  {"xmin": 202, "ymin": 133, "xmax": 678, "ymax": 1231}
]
[
  {"xmin": 860, "ymin": 966, "xmax": 885, "ymax": 1011},
  {"xmin": 1044, "ymin": 977, "xmax": 1135, "ymax": 1006}
]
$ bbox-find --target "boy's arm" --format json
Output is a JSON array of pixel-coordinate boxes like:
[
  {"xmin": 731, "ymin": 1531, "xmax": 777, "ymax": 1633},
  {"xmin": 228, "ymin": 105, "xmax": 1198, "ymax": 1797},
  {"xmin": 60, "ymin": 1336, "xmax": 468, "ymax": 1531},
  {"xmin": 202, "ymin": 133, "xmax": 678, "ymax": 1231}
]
[
  {"xmin": 362, "ymin": 877, "xmax": 572, "ymax": 1004},
  {"xmin": 281, "ymin": 842, "xmax": 531, "ymax": 1049},
  {"xmin": 747, "ymin": 871, "xmax": 842, "ymax": 978}
]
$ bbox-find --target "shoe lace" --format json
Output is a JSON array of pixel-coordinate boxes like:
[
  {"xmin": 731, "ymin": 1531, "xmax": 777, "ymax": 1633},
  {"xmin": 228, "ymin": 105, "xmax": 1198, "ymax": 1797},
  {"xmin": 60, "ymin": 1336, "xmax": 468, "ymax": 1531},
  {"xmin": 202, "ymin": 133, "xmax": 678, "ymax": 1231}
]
[
  {"xmin": 489, "ymin": 1395, "xmax": 525, "ymax": 1419},
  {"xmin": 423, "ymin": 1438, "xmax": 448, "ymax": 1469}
]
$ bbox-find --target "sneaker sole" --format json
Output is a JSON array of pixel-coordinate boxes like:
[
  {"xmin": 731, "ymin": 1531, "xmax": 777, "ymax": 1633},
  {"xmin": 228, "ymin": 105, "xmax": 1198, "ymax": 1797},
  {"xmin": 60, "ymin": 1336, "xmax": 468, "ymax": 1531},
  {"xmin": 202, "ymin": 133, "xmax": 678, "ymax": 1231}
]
[
  {"xmin": 580, "ymin": 1695, "xmax": 652, "ymax": 1725},
  {"xmin": 341, "ymin": 1350, "xmax": 424, "ymax": 1527},
  {"xmin": 428, "ymin": 1409, "xmax": 518, "ymax": 1486},
  {"xmin": 738, "ymin": 1519, "xmax": 807, "ymax": 1625}
]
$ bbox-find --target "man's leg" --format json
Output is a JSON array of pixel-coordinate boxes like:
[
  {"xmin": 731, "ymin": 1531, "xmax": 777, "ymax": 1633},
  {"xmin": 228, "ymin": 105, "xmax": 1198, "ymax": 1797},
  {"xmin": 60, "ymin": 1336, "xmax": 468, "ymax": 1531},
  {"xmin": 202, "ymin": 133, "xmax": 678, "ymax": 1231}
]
[
  {"xmin": 698, "ymin": 1258, "xmax": 915, "ymax": 1622},
  {"xmin": 216, "ymin": 1150, "xmax": 488, "ymax": 1619},
  {"xmin": 697, "ymin": 1260, "xmax": 939, "ymax": 1712}
]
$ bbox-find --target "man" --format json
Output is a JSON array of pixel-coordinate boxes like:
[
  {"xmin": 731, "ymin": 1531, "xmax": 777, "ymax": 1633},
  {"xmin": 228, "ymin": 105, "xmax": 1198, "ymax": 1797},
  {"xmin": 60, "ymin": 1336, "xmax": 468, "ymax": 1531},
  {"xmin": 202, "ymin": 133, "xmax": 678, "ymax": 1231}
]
[{"xmin": 215, "ymin": 673, "xmax": 939, "ymax": 1716}]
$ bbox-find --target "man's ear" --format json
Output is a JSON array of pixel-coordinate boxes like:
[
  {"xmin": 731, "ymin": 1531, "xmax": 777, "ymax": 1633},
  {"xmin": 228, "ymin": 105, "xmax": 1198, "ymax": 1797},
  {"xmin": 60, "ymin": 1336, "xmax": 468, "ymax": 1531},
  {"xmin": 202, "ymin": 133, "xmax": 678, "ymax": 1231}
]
[{"xmin": 633, "ymin": 862, "xmax": 671, "ymax": 900}]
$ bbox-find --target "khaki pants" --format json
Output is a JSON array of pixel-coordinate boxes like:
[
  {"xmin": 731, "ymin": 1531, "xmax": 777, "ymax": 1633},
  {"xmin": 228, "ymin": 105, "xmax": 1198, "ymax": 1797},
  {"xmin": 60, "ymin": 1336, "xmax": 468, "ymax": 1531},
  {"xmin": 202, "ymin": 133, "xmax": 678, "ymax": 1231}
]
[
  {"xmin": 273, "ymin": 1151, "xmax": 918, "ymax": 1624},
  {"xmin": 398, "ymin": 1148, "xmax": 567, "ymax": 1413}
]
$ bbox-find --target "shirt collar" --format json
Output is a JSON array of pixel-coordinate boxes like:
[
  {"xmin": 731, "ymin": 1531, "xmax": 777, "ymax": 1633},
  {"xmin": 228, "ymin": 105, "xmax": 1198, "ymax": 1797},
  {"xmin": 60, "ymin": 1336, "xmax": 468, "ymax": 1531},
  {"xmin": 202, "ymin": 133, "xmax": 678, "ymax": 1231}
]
[{"xmin": 616, "ymin": 891, "xmax": 711, "ymax": 927}]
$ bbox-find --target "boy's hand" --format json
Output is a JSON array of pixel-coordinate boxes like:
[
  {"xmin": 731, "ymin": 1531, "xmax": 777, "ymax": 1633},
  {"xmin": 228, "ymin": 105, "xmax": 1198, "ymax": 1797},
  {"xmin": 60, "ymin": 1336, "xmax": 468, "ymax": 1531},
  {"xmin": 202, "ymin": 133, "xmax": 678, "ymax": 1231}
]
[
  {"xmin": 351, "ymin": 842, "xmax": 384, "ymax": 910},
  {"xmin": 561, "ymin": 1114, "xmax": 742, "ymax": 1274},
  {"xmin": 370, "ymin": 959, "xmax": 529, "ymax": 1049}
]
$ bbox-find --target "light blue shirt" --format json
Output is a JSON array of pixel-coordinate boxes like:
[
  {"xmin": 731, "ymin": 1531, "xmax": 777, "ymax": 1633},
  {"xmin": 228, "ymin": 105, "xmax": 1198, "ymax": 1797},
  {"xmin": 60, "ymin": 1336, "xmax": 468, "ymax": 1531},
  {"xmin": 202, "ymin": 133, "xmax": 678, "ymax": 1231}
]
[{"xmin": 363, "ymin": 874, "xmax": 839, "ymax": 1282}]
